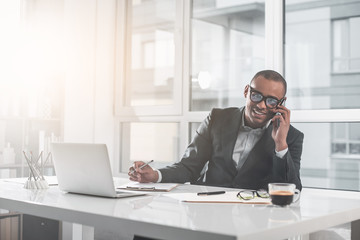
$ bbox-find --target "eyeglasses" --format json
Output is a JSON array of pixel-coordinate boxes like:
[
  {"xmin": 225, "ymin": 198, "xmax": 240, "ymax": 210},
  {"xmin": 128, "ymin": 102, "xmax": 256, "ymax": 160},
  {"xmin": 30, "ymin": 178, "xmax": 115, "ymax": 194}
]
[
  {"xmin": 249, "ymin": 86, "xmax": 285, "ymax": 109},
  {"xmin": 237, "ymin": 189, "xmax": 270, "ymax": 200}
]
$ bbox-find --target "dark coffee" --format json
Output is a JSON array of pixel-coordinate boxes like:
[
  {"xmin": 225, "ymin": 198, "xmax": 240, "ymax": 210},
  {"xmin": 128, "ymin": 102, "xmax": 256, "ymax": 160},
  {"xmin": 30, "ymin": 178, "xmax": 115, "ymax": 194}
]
[{"xmin": 270, "ymin": 190, "xmax": 294, "ymax": 206}]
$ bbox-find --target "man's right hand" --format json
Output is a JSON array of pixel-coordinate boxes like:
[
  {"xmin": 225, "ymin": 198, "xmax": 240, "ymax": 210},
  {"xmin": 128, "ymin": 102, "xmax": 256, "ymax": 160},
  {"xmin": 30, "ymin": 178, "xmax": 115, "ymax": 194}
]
[{"xmin": 128, "ymin": 161, "xmax": 159, "ymax": 183}]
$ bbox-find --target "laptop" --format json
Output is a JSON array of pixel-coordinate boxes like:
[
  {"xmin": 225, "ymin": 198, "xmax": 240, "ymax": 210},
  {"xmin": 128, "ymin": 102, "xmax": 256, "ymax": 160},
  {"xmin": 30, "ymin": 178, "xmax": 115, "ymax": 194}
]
[{"xmin": 51, "ymin": 143, "xmax": 145, "ymax": 198}]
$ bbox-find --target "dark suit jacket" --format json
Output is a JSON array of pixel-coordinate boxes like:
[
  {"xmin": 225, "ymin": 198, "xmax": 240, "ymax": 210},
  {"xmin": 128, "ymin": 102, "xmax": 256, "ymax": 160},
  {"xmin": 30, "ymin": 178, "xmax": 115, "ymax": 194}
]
[{"xmin": 160, "ymin": 107, "xmax": 304, "ymax": 190}]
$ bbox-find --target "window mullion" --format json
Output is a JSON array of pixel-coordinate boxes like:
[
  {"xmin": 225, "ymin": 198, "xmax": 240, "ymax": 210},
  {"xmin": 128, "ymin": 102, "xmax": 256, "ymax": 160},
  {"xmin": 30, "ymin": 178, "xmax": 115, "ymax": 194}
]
[{"xmin": 265, "ymin": 0, "xmax": 284, "ymax": 74}]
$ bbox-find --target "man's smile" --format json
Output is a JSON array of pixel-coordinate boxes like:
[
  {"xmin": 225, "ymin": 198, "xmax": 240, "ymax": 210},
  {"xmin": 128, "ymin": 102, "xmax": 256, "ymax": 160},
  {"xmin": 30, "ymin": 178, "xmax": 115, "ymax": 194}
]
[{"xmin": 252, "ymin": 108, "xmax": 267, "ymax": 117}]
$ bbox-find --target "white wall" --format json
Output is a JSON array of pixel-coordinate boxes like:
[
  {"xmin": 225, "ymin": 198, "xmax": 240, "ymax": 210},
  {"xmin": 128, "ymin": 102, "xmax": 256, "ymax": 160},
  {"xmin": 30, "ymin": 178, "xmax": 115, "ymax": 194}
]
[{"xmin": 63, "ymin": 0, "xmax": 116, "ymax": 166}]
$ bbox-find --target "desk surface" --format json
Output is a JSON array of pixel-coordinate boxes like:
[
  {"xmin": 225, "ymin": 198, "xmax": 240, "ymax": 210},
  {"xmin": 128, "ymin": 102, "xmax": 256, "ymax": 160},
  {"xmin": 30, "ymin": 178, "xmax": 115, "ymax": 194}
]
[{"xmin": 1, "ymin": 177, "xmax": 360, "ymax": 240}]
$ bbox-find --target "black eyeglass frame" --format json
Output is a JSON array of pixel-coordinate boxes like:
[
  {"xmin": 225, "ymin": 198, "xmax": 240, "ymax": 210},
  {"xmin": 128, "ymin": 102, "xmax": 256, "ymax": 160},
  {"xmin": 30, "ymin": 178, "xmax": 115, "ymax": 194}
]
[
  {"xmin": 237, "ymin": 189, "xmax": 270, "ymax": 201},
  {"xmin": 249, "ymin": 86, "xmax": 285, "ymax": 109}
]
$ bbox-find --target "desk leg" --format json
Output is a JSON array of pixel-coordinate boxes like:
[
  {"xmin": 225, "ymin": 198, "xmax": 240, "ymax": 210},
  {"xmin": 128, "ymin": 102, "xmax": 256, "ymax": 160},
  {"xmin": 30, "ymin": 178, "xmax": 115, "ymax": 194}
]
[
  {"xmin": 351, "ymin": 219, "xmax": 360, "ymax": 240},
  {"xmin": 288, "ymin": 235, "xmax": 309, "ymax": 240},
  {"xmin": 82, "ymin": 225, "xmax": 94, "ymax": 240},
  {"xmin": 62, "ymin": 222, "xmax": 95, "ymax": 240},
  {"xmin": 301, "ymin": 234, "xmax": 309, "ymax": 240},
  {"xmin": 73, "ymin": 224, "xmax": 94, "ymax": 240},
  {"xmin": 62, "ymin": 222, "xmax": 73, "ymax": 240}
]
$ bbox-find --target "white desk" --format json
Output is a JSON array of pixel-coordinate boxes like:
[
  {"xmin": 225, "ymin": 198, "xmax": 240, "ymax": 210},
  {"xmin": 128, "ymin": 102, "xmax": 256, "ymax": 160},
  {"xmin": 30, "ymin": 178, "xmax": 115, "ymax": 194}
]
[{"xmin": 1, "ymin": 178, "xmax": 360, "ymax": 240}]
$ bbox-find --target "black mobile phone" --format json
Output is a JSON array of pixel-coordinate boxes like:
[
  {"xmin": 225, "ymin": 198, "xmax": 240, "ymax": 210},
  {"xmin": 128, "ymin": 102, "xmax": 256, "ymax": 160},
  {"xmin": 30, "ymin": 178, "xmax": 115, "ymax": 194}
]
[
  {"xmin": 278, "ymin": 98, "xmax": 285, "ymax": 106},
  {"xmin": 275, "ymin": 99, "xmax": 286, "ymax": 126}
]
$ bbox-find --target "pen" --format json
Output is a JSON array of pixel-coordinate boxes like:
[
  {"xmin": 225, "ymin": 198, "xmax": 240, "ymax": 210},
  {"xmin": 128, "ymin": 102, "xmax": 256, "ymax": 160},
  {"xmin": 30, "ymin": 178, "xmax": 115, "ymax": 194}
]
[
  {"xmin": 197, "ymin": 191, "xmax": 226, "ymax": 196},
  {"xmin": 130, "ymin": 160, "xmax": 154, "ymax": 175}
]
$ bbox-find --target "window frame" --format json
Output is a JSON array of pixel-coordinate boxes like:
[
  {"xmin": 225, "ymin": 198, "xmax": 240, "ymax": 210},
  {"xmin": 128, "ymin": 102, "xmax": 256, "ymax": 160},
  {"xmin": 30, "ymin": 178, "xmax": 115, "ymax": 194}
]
[{"xmin": 115, "ymin": 0, "xmax": 184, "ymax": 117}]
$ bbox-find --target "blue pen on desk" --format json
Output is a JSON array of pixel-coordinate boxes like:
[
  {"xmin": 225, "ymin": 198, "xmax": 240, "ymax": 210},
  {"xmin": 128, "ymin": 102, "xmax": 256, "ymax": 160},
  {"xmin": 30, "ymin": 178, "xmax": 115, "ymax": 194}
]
[
  {"xmin": 197, "ymin": 191, "xmax": 226, "ymax": 196},
  {"xmin": 130, "ymin": 160, "xmax": 154, "ymax": 175}
]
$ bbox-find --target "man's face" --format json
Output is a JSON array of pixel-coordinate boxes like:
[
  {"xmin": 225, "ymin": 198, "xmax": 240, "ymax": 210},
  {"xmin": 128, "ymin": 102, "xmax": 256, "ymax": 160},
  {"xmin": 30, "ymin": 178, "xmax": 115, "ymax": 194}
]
[{"xmin": 243, "ymin": 76, "xmax": 285, "ymax": 129}]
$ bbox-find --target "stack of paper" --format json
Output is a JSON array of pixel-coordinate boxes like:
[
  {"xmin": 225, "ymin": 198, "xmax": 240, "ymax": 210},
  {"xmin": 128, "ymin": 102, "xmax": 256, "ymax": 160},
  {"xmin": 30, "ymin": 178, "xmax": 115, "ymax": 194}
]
[{"xmin": 118, "ymin": 182, "xmax": 178, "ymax": 192}]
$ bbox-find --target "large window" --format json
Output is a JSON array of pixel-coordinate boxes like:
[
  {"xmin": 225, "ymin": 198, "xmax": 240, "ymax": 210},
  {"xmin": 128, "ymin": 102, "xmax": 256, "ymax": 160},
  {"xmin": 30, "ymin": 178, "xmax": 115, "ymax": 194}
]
[
  {"xmin": 285, "ymin": 0, "xmax": 360, "ymax": 110},
  {"xmin": 116, "ymin": 0, "xmax": 184, "ymax": 172},
  {"xmin": 116, "ymin": 0, "xmax": 360, "ymax": 191},
  {"xmin": 285, "ymin": 0, "xmax": 360, "ymax": 190}
]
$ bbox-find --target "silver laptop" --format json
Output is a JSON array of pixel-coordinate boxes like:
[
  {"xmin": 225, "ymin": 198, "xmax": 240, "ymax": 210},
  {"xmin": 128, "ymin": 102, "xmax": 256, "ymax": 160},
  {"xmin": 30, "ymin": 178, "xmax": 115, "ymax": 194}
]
[{"xmin": 51, "ymin": 143, "xmax": 145, "ymax": 198}]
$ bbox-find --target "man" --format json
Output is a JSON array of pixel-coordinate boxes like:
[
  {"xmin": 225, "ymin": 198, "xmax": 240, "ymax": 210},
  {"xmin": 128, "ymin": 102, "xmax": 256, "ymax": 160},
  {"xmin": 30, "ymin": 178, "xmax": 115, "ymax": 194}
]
[{"xmin": 129, "ymin": 70, "xmax": 303, "ymax": 190}]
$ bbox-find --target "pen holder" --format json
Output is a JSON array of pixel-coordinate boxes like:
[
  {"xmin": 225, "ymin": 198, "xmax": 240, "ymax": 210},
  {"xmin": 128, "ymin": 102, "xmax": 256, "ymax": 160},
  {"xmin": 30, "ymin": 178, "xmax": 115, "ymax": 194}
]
[
  {"xmin": 23, "ymin": 151, "xmax": 51, "ymax": 189},
  {"xmin": 24, "ymin": 179, "xmax": 49, "ymax": 189}
]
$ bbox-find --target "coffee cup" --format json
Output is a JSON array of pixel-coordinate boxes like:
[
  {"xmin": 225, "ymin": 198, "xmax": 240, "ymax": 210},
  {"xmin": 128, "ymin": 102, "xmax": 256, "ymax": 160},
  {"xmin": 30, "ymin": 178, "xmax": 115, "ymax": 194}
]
[{"xmin": 268, "ymin": 183, "xmax": 300, "ymax": 207}]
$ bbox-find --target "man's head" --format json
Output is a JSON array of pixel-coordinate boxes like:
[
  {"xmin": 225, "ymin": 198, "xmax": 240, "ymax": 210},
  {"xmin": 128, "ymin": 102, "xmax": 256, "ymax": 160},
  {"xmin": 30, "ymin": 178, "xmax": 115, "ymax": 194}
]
[{"xmin": 243, "ymin": 70, "xmax": 287, "ymax": 129}]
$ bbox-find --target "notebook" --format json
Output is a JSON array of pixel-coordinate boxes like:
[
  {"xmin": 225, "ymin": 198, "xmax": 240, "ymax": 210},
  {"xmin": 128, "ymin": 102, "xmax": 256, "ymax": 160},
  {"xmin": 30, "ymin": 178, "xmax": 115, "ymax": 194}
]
[
  {"xmin": 51, "ymin": 143, "xmax": 146, "ymax": 198},
  {"xmin": 118, "ymin": 182, "xmax": 178, "ymax": 192}
]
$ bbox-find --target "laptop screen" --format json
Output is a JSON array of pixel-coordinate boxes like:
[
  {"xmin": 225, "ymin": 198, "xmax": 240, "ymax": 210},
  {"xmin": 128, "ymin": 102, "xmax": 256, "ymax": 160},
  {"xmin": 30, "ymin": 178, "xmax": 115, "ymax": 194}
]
[{"xmin": 51, "ymin": 143, "xmax": 118, "ymax": 197}]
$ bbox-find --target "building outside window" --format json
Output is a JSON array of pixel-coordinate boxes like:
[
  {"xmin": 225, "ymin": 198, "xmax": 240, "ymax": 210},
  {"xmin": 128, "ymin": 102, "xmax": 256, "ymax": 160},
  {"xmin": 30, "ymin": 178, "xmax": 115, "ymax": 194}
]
[
  {"xmin": 332, "ymin": 17, "xmax": 360, "ymax": 73},
  {"xmin": 190, "ymin": 0, "xmax": 265, "ymax": 111},
  {"xmin": 285, "ymin": 0, "xmax": 360, "ymax": 190},
  {"xmin": 125, "ymin": 0, "xmax": 176, "ymax": 107}
]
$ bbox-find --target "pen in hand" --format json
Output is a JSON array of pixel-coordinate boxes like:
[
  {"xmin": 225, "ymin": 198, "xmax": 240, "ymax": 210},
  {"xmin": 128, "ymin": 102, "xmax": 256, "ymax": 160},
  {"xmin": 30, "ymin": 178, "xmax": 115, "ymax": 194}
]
[
  {"xmin": 197, "ymin": 191, "xmax": 226, "ymax": 196},
  {"xmin": 130, "ymin": 160, "xmax": 154, "ymax": 175}
]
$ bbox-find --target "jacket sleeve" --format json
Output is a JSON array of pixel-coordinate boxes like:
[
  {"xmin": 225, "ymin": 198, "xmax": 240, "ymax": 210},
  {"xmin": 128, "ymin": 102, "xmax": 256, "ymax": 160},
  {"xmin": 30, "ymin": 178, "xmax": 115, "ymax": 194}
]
[
  {"xmin": 272, "ymin": 127, "xmax": 304, "ymax": 190},
  {"xmin": 159, "ymin": 110, "xmax": 215, "ymax": 183}
]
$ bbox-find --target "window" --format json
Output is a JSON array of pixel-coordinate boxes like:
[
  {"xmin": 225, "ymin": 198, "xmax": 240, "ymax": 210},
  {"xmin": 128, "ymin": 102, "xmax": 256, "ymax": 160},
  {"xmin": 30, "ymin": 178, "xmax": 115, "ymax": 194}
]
[
  {"xmin": 332, "ymin": 122, "xmax": 360, "ymax": 156},
  {"xmin": 286, "ymin": 0, "xmax": 360, "ymax": 190},
  {"xmin": 127, "ymin": 0, "xmax": 175, "ymax": 106},
  {"xmin": 116, "ymin": 0, "xmax": 360, "ymax": 191},
  {"xmin": 116, "ymin": 0, "xmax": 182, "ymax": 116},
  {"xmin": 285, "ymin": 0, "xmax": 360, "ymax": 110},
  {"xmin": 332, "ymin": 17, "xmax": 360, "ymax": 73},
  {"xmin": 115, "ymin": 0, "xmax": 184, "ymax": 172},
  {"xmin": 190, "ymin": 0, "xmax": 265, "ymax": 111},
  {"xmin": 120, "ymin": 122, "xmax": 180, "ymax": 171}
]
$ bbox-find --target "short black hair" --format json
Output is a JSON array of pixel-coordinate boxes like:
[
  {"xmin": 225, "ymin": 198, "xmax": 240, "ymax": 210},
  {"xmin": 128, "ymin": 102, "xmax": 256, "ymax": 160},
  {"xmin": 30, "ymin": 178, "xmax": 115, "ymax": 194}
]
[{"xmin": 251, "ymin": 70, "xmax": 287, "ymax": 95}]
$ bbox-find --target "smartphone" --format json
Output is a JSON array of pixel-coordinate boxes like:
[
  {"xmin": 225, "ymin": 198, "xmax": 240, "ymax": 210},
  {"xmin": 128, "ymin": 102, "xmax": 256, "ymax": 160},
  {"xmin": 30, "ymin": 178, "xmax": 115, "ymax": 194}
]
[{"xmin": 275, "ymin": 99, "xmax": 286, "ymax": 127}]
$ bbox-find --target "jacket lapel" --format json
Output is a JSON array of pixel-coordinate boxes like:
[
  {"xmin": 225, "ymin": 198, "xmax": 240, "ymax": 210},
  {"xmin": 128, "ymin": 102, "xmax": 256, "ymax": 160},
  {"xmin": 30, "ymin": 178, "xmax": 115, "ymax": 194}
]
[{"xmin": 221, "ymin": 107, "xmax": 244, "ymax": 176}]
